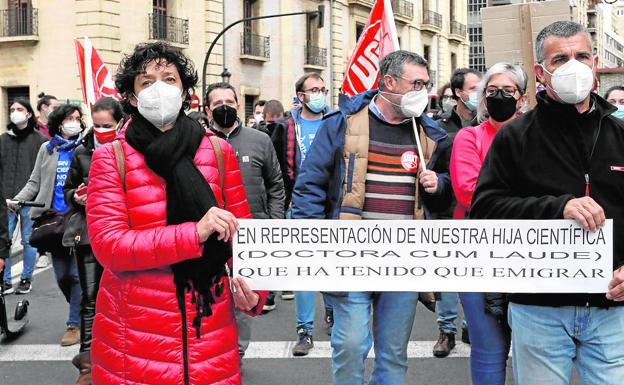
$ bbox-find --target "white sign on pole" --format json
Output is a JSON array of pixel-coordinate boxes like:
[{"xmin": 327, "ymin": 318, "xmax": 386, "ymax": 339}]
[{"xmin": 233, "ymin": 219, "xmax": 613, "ymax": 293}]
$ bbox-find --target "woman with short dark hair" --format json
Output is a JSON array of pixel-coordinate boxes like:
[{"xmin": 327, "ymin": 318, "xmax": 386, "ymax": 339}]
[
  {"xmin": 12, "ymin": 103, "xmax": 85, "ymax": 346},
  {"xmin": 86, "ymin": 41, "xmax": 265, "ymax": 385}
]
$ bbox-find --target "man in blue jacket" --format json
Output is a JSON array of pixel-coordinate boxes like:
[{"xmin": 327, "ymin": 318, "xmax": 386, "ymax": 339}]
[{"xmin": 291, "ymin": 50, "xmax": 452, "ymax": 385}]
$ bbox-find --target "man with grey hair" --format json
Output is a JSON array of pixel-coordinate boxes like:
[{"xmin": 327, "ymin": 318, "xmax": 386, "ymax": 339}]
[
  {"xmin": 291, "ymin": 50, "xmax": 452, "ymax": 384},
  {"xmin": 471, "ymin": 20, "xmax": 624, "ymax": 384}
]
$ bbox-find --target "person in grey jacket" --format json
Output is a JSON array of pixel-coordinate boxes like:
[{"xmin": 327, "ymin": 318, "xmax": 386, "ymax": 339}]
[
  {"xmin": 205, "ymin": 82, "xmax": 285, "ymax": 359},
  {"xmin": 11, "ymin": 104, "xmax": 85, "ymax": 347},
  {"xmin": 0, "ymin": 98, "xmax": 46, "ymax": 295},
  {"xmin": 206, "ymin": 83, "xmax": 285, "ymax": 220}
]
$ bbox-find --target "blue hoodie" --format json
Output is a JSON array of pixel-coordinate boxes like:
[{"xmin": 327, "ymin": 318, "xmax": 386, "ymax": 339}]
[{"xmin": 291, "ymin": 90, "xmax": 452, "ymax": 220}]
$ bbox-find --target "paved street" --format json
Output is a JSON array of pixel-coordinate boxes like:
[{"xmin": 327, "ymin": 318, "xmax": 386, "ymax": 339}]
[{"xmin": 1, "ymin": 252, "xmax": 580, "ymax": 385}]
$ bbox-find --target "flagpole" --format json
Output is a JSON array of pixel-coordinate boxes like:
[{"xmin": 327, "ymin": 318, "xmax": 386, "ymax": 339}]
[
  {"xmin": 83, "ymin": 37, "xmax": 94, "ymax": 131},
  {"xmin": 412, "ymin": 117, "xmax": 426, "ymax": 172}
]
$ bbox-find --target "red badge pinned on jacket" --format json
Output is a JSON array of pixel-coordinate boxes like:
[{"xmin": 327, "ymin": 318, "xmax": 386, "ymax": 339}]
[{"xmin": 401, "ymin": 151, "xmax": 419, "ymax": 172}]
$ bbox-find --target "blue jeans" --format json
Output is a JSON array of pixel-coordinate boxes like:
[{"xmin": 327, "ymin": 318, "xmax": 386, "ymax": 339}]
[
  {"xmin": 3, "ymin": 207, "xmax": 37, "ymax": 282},
  {"xmin": 294, "ymin": 291, "xmax": 333, "ymax": 334},
  {"xmin": 327, "ymin": 291, "xmax": 418, "ymax": 385},
  {"xmin": 459, "ymin": 292, "xmax": 510, "ymax": 385},
  {"xmin": 436, "ymin": 292, "xmax": 466, "ymax": 334},
  {"xmin": 51, "ymin": 247, "xmax": 81, "ymax": 326},
  {"xmin": 508, "ymin": 302, "xmax": 624, "ymax": 385}
]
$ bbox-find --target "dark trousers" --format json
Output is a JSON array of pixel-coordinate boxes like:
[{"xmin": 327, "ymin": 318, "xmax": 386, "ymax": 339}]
[
  {"xmin": 74, "ymin": 245, "xmax": 103, "ymax": 353},
  {"xmin": 49, "ymin": 245, "xmax": 81, "ymax": 327}
]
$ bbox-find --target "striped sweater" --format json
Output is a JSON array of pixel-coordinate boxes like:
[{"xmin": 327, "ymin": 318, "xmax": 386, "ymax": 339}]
[{"xmin": 362, "ymin": 112, "xmax": 419, "ymax": 220}]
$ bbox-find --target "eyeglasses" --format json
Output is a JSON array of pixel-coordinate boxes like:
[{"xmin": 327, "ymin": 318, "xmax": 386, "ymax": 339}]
[
  {"xmin": 397, "ymin": 76, "xmax": 431, "ymax": 92},
  {"xmin": 303, "ymin": 87, "xmax": 329, "ymax": 96},
  {"xmin": 485, "ymin": 86, "xmax": 518, "ymax": 98},
  {"xmin": 441, "ymin": 95, "xmax": 454, "ymax": 102}
]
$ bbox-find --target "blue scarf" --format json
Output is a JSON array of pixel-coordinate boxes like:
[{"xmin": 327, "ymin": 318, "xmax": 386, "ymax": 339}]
[{"xmin": 46, "ymin": 134, "xmax": 81, "ymax": 154}]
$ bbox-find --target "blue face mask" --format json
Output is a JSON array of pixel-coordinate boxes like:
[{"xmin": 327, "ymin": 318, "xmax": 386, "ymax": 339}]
[
  {"xmin": 305, "ymin": 93, "xmax": 326, "ymax": 114},
  {"xmin": 463, "ymin": 91, "xmax": 478, "ymax": 112},
  {"xmin": 612, "ymin": 105, "xmax": 624, "ymax": 120}
]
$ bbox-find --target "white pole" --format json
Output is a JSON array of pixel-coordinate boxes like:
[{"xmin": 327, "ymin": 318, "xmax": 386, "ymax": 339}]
[{"xmin": 412, "ymin": 117, "xmax": 426, "ymax": 172}]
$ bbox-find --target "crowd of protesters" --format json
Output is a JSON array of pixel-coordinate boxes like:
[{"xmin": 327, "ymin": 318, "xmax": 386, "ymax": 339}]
[{"xmin": 0, "ymin": 19, "xmax": 623, "ymax": 385}]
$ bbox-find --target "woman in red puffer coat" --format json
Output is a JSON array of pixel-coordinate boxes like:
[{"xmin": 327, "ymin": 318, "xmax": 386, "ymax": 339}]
[{"xmin": 86, "ymin": 42, "xmax": 266, "ymax": 385}]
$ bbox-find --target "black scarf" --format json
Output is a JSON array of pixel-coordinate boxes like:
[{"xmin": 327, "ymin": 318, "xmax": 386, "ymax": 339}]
[
  {"xmin": 11, "ymin": 124, "xmax": 34, "ymax": 141},
  {"xmin": 125, "ymin": 112, "xmax": 229, "ymax": 338}
]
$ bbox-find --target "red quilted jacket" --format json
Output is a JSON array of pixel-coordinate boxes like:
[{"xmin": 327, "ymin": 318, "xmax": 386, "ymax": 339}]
[{"xmin": 86, "ymin": 128, "xmax": 260, "ymax": 385}]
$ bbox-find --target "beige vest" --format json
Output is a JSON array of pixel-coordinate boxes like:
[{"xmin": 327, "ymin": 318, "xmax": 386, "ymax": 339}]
[{"xmin": 339, "ymin": 106, "xmax": 437, "ymax": 220}]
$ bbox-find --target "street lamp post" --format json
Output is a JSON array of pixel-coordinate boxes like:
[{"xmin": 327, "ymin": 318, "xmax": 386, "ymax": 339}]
[
  {"xmin": 220, "ymin": 68, "xmax": 232, "ymax": 83},
  {"xmin": 201, "ymin": 5, "xmax": 324, "ymax": 101}
]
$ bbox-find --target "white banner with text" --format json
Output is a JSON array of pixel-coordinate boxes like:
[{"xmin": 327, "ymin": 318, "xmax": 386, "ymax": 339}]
[{"xmin": 232, "ymin": 219, "xmax": 613, "ymax": 293}]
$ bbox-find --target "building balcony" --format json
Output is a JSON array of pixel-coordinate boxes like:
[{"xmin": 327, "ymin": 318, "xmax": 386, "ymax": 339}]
[
  {"xmin": 391, "ymin": 0, "xmax": 414, "ymax": 23},
  {"xmin": 422, "ymin": 10, "xmax": 443, "ymax": 33},
  {"xmin": 0, "ymin": 8, "xmax": 38, "ymax": 45},
  {"xmin": 449, "ymin": 21, "xmax": 467, "ymax": 42},
  {"xmin": 240, "ymin": 32, "xmax": 270, "ymax": 62},
  {"xmin": 305, "ymin": 43, "xmax": 327, "ymax": 69},
  {"xmin": 347, "ymin": 0, "xmax": 375, "ymax": 8},
  {"xmin": 490, "ymin": 0, "xmax": 513, "ymax": 5},
  {"xmin": 149, "ymin": 14, "xmax": 189, "ymax": 46}
]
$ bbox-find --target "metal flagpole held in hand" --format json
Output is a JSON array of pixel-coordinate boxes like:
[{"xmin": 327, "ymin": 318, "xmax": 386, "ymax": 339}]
[{"xmin": 412, "ymin": 117, "xmax": 426, "ymax": 172}]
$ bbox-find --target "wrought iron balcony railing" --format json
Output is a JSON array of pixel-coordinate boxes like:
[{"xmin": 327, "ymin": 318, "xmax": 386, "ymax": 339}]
[
  {"xmin": 450, "ymin": 21, "xmax": 467, "ymax": 37},
  {"xmin": 241, "ymin": 32, "xmax": 270, "ymax": 59},
  {"xmin": 149, "ymin": 13, "xmax": 189, "ymax": 45},
  {"xmin": 391, "ymin": 0, "xmax": 414, "ymax": 19},
  {"xmin": 0, "ymin": 7, "xmax": 38, "ymax": 37},
  {"xmin": 422, "ymin": 10, "xmax": 443, "ymax": 29},
  {"xmin": 305, "ymin": 43, "xmax": 327, "ymax": 67}
]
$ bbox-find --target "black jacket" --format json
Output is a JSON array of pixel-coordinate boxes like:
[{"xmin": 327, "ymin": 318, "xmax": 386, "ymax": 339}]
[
  {"xmin": 0, "ymin": 127, "xmax": 47, "ymax": 198},
  {"xmin": 437, "ymin": 107, "xmax": 478, "ymax": 140},
  {"xmin": 62, "ymin": 132, "xmax": 95, "ymax": 246},
  {"xmin": 211, "ymin": 123, "xmax": 285, "ymax": 219},
  {"xmin": 265, "ymin": 119, "xmax": 294, "ymax": 209},
  {"xmin": 471, "ymin": 91, "xmax": 624, "ymax": 308},
  {"xmin": 0, "ymin": 192, "xmax": 9, "ymax": 260},
  {"xmin": 437, "ymin": 108, "xmax": 463, "ymax": 139}
]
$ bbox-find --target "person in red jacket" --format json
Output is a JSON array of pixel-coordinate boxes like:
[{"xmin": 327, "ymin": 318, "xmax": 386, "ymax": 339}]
[
  {"xmin": 86, "ymin": 41, "xmax": 266, "ymax": 385},
  {"xmin": 449, "ymin": 62, "xmax": 527, "ymax": 385}
]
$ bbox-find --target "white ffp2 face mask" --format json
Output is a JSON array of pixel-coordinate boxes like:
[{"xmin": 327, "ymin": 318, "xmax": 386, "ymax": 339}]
[
  {"xmin": 136, "ymin": 81, "xmax": 183, "ymax": 128},
  {"xmin": 61, "ymin": 121, "xmax": 83, "ymax": 137},
  {"xmin": 10, "ymin": 111, "xmax": 28, "ymax": 126},
  {"xmin": 542, "ymin": 59, "xmax": 594, "ymax": 105},
  {"xmin": 382, "ymin": 88, "xmax": 430, "ymax": 118},
  {"xmin": 400, "ymin": 88, "xmax": 430, "ymax": 117}
]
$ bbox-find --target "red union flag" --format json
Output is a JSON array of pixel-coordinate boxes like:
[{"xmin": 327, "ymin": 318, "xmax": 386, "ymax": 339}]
[
  {"xmin": 342, "ymin": 0, "xmax": 400, "ymax": 97},
  {"xmin": 74, "ymin": 37, "xmax": 121, "ymax": 107}
]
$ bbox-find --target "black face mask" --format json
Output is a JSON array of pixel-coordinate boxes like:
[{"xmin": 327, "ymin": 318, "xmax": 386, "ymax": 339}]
[
  {"xmin": 486, "ymin": 89, "xmax": 518, "ymax": 123},
  {"xmin": 211, "ymin": 105, "xmax": 238, "ymax": 129},
  {"xmin": 265, "ymin": 119, "xmax": 286, "ymax": 135}
]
